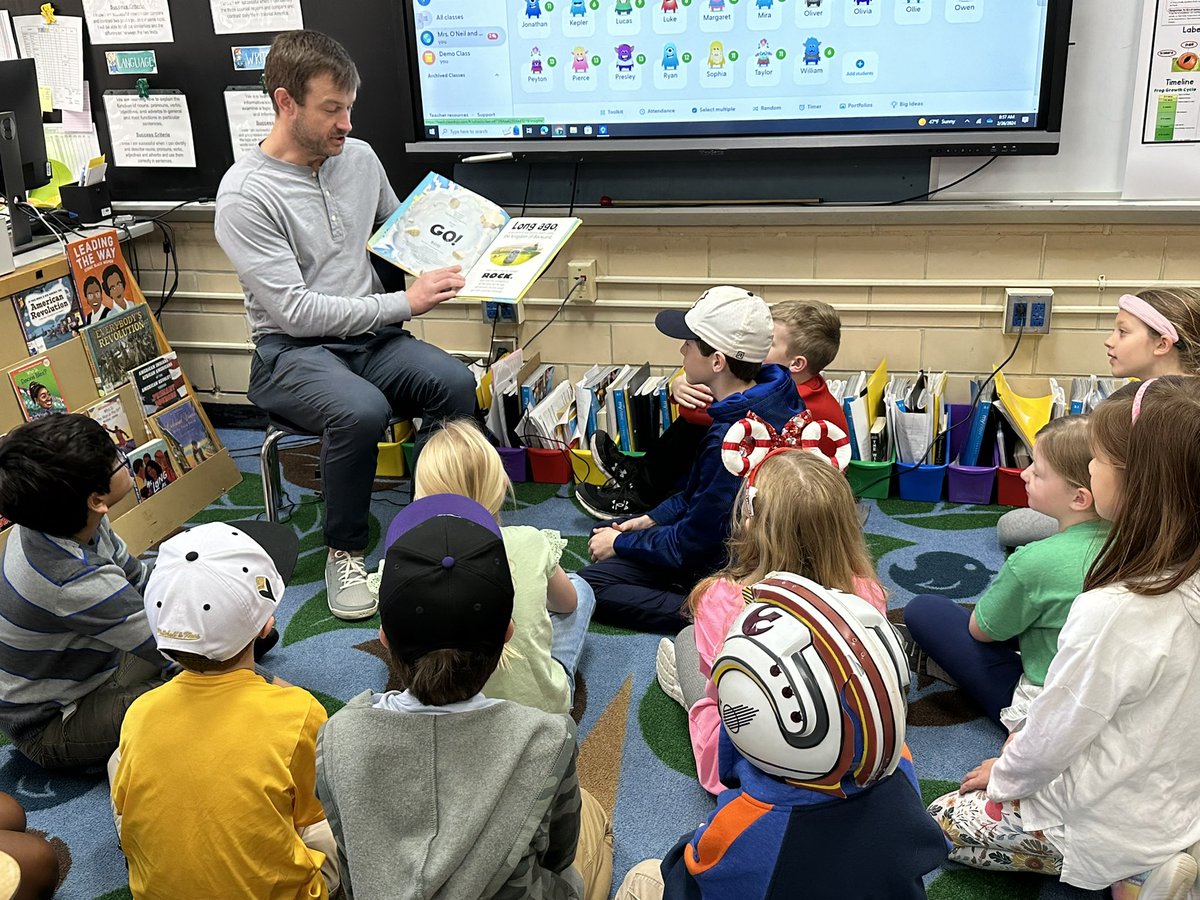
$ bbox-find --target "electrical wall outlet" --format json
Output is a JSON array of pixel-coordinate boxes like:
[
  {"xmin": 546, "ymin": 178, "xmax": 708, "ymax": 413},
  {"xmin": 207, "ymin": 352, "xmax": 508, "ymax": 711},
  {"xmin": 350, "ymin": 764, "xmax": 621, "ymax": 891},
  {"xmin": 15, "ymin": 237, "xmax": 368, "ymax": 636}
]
[
  {"xmin": 1003, "ymin": 288, "xmax": 1053, "ymax": 335},
  {"xmin": 567, "ymin": 258, "xmax": 598, "ymax": 302},
  {"xmin": 482, "ymin": 301, "xmax": 525, "ymax": 325}
]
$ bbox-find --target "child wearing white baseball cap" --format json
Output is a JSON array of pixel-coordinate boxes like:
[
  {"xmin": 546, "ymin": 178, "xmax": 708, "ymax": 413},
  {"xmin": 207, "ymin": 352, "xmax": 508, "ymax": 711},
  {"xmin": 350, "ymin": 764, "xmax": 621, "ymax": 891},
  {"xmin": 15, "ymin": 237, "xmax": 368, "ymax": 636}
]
[
  {"xmin": 578, "ymin": 286, "xmax": 804, "ymax": 633},
  {"xmin": 111, "ymin": 521, "xmax": 341, "ymax": 899}
]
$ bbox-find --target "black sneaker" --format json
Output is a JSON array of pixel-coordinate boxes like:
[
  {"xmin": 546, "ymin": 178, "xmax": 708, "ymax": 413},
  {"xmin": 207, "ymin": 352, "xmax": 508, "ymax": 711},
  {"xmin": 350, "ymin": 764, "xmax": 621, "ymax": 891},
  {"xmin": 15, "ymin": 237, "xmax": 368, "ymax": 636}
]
[
  {"xmin": 893, "ymin": 623, "xmax": 958, "ymax": 686},
  {"xmin": 589, "ymin": 431, "xmax": 640, "ymax": 487},
  {"xmin": 576, "ymin": 479, "xmax": 652, "ymax": 521}
]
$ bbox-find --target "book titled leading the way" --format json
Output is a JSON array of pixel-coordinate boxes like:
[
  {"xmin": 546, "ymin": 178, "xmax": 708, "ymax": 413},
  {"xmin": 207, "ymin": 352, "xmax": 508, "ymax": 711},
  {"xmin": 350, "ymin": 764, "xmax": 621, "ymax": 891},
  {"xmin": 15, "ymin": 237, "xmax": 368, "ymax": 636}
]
[{"xmin": 367, "ymin": 172, "xmax": 581, "ymax": 305}]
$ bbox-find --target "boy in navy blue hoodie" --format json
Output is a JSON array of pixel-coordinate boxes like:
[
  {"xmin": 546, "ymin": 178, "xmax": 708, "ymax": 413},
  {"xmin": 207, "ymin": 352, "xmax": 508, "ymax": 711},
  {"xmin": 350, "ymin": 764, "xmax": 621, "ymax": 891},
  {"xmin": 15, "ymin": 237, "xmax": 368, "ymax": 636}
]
[{"xmin": 579, "ymin": 286, "xmax": 802, "ymax": 632}]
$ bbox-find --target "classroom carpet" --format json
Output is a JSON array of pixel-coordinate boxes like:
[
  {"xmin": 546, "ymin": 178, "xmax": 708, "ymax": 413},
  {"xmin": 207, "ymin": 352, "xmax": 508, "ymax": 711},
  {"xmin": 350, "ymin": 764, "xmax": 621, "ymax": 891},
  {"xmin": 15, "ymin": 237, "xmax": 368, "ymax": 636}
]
[{"xmin": 4, "ymin": 427, "xmax": 1104, "ymax": 900}]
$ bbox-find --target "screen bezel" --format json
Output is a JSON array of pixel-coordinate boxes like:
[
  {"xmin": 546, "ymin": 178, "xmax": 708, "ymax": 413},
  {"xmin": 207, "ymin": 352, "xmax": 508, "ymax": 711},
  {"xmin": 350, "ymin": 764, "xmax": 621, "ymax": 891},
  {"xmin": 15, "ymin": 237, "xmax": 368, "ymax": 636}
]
[{"xmin": 402, "ymin": 0, "xmax": 1073, "ymax": 158}]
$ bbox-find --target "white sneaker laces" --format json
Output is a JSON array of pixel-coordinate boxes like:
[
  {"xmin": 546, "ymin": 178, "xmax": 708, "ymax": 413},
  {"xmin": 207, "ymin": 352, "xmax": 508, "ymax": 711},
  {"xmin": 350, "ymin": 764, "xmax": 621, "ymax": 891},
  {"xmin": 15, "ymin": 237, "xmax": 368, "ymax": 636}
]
[{"xmin": 332, "ymin": 551, "xmax": 368, "ymax": 589}]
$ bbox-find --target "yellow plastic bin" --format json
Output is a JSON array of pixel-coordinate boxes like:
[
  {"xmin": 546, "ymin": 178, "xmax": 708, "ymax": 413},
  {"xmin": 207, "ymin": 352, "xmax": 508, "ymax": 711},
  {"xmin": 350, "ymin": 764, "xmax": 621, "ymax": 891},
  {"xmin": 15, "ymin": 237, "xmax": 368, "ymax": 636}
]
[
  {"xmin": 570, "ymin": 449, "xmax": 607, "ymax": 486},
  {"xmin": 376, "ymin": 421, "xmax": 413, "ymax": 477}
]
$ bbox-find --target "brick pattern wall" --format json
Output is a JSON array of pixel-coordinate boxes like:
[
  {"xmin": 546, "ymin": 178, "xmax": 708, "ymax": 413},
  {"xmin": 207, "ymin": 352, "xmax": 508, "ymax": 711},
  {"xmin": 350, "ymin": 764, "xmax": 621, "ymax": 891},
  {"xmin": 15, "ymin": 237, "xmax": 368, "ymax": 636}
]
[{"xmin": 137, "ymin": 220, "xmax": 1200, "ymax": 403}]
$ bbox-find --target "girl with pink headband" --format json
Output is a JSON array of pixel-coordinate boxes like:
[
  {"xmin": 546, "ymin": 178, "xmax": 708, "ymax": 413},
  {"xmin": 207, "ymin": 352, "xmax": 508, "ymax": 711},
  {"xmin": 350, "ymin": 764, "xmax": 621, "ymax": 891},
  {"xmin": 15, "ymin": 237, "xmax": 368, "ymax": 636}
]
[{"xmin": 1105, "ymin": 288, "xmax": 1200, "ymax": 379}]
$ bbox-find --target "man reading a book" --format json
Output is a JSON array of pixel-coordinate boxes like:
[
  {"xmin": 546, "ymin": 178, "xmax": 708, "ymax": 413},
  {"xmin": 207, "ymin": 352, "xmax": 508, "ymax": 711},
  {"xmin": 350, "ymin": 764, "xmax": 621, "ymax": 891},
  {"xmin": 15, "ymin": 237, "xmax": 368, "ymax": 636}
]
[{"xmin": 215, "ymin": 30, "xmax": 476, "ymax": 621}]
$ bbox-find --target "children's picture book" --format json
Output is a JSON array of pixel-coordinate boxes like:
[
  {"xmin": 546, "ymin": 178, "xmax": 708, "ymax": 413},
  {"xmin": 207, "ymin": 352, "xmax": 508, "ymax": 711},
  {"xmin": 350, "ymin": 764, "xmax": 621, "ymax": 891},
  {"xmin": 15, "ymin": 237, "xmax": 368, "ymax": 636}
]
[
  {"xmin": 8, "ymin": 357, "xmax": 69, "ymax": 422},
  {"xmin": 128, "ymin": 438, "xmax": 179, "ymax": 500},
  {"xmin": 150, "ymin": 397, "xmax": 217, "ymax": 474},
  {"xmin": 64, "ymin": 229, "xmax": 147, "ymax": 323},
  {"xmin": 81, "ymin": 392, "xmax": 138, "ymax": 452},
  {"xmin": 11, "ymin": 276, "xmax": 84, "ymax": 355},
  {"xmin": 128, "ymin": 351, "xmax": 187, "ymax": 416},
  {"xmin": 80, "ymin": 304, "xmax": 161, "ymax": 395},
  {"xmin": 367, "ymin": 172, "xmax": 580, "ymax": 305}
]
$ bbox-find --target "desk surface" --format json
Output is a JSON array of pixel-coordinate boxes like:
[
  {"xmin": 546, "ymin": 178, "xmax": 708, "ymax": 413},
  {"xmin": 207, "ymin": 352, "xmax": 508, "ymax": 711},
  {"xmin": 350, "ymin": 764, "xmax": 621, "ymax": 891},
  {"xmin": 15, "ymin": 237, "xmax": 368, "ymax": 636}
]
[{"xmin": 12, "ymin": 219, "xmax": 154, "ymax": 271}]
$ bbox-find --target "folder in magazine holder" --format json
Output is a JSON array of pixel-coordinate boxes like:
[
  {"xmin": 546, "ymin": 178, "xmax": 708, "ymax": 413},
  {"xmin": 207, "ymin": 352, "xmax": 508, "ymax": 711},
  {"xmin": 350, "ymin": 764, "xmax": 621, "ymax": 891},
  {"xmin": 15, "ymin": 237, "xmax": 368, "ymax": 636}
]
[{"xmin": 0, "ymin": 245, "xmax": 241, "ymax": 556}]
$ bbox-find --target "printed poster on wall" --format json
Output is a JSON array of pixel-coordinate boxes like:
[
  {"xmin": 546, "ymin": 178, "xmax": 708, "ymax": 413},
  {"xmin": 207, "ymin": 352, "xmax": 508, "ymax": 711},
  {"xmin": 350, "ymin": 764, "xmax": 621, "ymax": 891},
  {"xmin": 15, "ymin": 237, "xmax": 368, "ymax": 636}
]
[
  {"xmin": 81, "ymin": 0, "xmax": 174, "ymax": 44},
  {"xmin": 210, "ymin": 0, "xmax": 302, "ymax": 36},
  {"xmin": 1125, "ymin": 0, "xmax": 1200, "ymax": 197},
  {"xmin": 223, "ymin": 88, "xmax": 274, "ymax": 161},
  {"xmin": 102, "ymin": 92, "xmax": 197, "ymax": 168}
]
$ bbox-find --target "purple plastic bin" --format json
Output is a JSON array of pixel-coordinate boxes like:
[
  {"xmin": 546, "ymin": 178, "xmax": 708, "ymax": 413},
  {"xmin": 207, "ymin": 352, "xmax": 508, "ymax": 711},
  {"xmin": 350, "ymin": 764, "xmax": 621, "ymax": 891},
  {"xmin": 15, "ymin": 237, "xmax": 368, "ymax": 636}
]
[
  {"xmin": 947, "ymin": 459, "xmax": 998, "ymax": 504},
  {"xmin": 497, "ymin": 446, "xmax": 527, "ymax": 483}
]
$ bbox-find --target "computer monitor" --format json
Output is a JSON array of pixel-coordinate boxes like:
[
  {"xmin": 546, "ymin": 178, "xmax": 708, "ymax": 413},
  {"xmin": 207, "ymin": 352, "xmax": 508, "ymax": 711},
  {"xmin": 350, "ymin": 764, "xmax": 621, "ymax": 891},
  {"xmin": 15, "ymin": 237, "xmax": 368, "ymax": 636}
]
[{"xmin": 0, "ymin": 58, "xmax": 51, "ymax": 198}]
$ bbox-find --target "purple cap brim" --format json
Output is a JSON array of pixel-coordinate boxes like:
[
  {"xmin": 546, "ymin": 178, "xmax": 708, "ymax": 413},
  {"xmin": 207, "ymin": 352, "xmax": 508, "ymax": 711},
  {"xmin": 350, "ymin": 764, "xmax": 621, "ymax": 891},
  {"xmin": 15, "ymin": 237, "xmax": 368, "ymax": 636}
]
[
  {"xmin": 385, "ymin": 494, "xmax": 502, "ymax": 551},
  {"xmin": 655, "ymin": 308, "xmax": 699, "ymax": 341}
]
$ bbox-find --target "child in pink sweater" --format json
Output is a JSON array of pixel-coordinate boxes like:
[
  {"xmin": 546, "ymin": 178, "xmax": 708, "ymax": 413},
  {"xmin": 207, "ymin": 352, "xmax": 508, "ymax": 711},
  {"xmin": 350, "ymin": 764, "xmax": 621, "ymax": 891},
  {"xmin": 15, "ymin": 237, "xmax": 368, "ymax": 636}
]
[{"xmin": 658, "ymin": 449, "xmax": 886, "ymax": 794}]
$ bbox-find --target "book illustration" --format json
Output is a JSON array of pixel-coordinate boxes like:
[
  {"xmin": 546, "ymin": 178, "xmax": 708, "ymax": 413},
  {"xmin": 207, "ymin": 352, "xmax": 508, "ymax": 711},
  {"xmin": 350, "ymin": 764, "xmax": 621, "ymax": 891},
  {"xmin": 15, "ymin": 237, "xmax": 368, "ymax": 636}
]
[
  {"xmin": 150, "ymin": 397, "xmax": 216, "ymax": 473},
  {"xmin": 64, "ymin": 229, "xmax": 147, "ymax": 323},
  {"xmin": 128, "ymin": 351, "xmax": 186, "ymax": 416},
  {"xmin": 128, "ymin": 438, "xmax": 179, "ymax": 500},
  {"xmin": 82, "ymin": 393, "xmax": 138, "ymax": 452},
  {"xmin": 8, "ymin": 357, "xmax": 69, "ymax": 422},
  {"xmin": 457, "ymin": 217, "xmax": 581, "ymax": 304},
  {"xmin": 11, "ymin": 276, "xmax": 84, "ymax": 355},
  {"xmin": 368, "ymin": 172, "xmax": 580, "ymax": 305},
  {"xmin": 368, "ymin": 172, "xmax": 510, "ymax": 277},
  {"xmin": 0, "ymin": 516, "xmax": 11, "ymax": 532},
  {"xmin": 80, "ymin": 304, "xmax": 161, "ymax": 395}
]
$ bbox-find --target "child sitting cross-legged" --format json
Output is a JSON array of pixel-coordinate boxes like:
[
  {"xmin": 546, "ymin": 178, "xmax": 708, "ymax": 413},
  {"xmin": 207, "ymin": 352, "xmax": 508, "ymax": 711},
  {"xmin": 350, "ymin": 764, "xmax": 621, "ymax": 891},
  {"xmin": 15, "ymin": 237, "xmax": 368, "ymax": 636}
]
[
  {"xmin": 615, "ymin": 573, "xmax": 948, "ymax": 900},
  {"xmin": 111, "ymin": 521, "xmax": 340, "ymax": 899},
  {"xmin": 409, "ymin": 418, "xmax": 595, "ymax": 715},
  {"xmin": 658, "ymin": 440, "xmax": 886, "ymax": 795},
  {"xmin": 903, "ymin": 414, "xmax": 1107, "ymax": 730},
  {"xmin": 317, "ymin": 495, "xmax": 613, "ymax": 899},
  {"xmin": 0, "ymin": 414, "xmax": 173, "ymax": 770},
  {"xmin": 928, "ymin": 378, "xmax": 1200, "ymax": 899}
]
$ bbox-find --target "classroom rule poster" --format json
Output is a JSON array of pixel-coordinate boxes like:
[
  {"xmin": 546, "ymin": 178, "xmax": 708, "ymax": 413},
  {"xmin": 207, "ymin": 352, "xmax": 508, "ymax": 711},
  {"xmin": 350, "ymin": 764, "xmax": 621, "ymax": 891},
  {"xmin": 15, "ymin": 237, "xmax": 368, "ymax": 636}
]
[{"xmin": 1125, "ymin": 0, "xmax": 1200, "ymax": 197}]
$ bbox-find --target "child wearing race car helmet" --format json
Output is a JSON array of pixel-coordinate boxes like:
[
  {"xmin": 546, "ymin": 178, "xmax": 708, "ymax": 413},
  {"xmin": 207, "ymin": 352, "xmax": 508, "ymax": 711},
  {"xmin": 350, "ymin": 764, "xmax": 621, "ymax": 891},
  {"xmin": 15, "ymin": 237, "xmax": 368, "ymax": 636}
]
[{"xmin": 614, "ymin": 572, "xmax": 948, "ymax": 900}]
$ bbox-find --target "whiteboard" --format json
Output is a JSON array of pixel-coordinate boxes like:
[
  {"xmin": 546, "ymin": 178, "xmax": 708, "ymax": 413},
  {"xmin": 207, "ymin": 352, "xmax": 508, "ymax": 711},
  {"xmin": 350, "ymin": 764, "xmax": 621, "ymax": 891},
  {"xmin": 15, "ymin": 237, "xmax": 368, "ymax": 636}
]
[{"xmin": 933, "ymin": 0, "xmax": 1141, "ymax": 200}]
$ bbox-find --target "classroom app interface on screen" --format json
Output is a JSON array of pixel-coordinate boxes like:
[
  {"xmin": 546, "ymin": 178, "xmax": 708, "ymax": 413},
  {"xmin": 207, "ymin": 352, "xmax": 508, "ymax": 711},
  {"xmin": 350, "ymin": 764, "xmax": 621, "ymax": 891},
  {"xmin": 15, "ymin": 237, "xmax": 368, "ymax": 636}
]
[{"xmin": 412, "ymin": 0, "xmax": 1051, "ymax": 140}]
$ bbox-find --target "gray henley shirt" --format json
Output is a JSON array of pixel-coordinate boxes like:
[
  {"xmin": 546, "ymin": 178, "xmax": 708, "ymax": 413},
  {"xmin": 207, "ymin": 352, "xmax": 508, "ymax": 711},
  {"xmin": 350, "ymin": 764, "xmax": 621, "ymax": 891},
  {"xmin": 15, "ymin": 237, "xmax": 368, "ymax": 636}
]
[{"xmin": 214, "ymin": 138, "xmax": 411, "ymax": 342}]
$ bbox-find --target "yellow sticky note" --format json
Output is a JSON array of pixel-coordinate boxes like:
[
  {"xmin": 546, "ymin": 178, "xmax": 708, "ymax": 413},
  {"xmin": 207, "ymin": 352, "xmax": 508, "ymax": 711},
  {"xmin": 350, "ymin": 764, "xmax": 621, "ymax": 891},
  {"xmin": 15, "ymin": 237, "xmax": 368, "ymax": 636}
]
[{"xmin": 38, "ymin": 86, "xmax": 53, "ymax": 112}]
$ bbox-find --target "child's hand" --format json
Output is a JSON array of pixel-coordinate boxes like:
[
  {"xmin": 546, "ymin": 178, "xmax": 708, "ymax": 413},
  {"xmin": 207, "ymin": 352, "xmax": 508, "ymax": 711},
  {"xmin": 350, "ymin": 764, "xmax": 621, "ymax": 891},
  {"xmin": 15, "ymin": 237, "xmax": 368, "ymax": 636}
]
[
  {"xmin": 588, "ymin": 526, "xmax": 621, "ymax": 562},
  {"xmin": 671, "ymin": 377, "xmax": 714, "ymax": 410},
  {"xmin": 960, "ymin": 758, "xmax": 997, "ymax": 793},
  {"xmin": 615, "ymin": 515, "xmax": 655, "ymax": 532}
]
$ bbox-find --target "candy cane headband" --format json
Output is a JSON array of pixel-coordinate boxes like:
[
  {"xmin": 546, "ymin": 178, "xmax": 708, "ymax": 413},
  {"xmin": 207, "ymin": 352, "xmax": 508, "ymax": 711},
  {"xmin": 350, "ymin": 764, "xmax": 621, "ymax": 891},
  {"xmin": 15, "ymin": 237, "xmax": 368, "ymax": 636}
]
[{"xmin": 1119, "ymin": 294, "xmax": 1179, "ymax": 346}]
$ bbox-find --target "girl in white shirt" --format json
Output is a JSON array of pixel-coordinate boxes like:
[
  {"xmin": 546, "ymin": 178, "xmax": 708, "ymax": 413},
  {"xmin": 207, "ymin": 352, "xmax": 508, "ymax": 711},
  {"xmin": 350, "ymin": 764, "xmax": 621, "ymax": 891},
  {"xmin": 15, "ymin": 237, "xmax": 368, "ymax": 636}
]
[{"xmin": 928, "ymin": 376, "xmax": 1200, "ymax": 900}]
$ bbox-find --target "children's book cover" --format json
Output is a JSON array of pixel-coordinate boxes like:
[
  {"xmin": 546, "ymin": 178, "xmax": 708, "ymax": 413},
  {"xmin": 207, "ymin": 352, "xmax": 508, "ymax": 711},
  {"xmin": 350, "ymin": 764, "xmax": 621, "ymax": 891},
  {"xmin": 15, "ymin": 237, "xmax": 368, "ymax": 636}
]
[
  {"xmin": 368, "ymin": 172, "xmax": 510, "ymax": 277},
  {"xmin": 128, "ymin": 437, "xmax": 179, "ymax": 500},
  {"xmin": 81, "ymin": 392, "xmax": 138, "ymax": 452},
  {"xmin": 368, "ymin": 172, "xmax": 580, "ymax": 304},
  {"xmin": 8, "ymin": 357, "xmax": 69, "ymax": 422},
  {"xmin": 128, "ymin": 351, "xmax": 186, "ymax": 416},
  {"xmin": 11, "ymin": 275, "xmax": 84, "ymax": 355},
  {"xmin": 64, "ymin": 229, "xmax": 147, "ymax": 323},
  {"xmin": 80, "ymin": 304, "xmax": 160, "ymax": 395},
  {"xmin": 150, "ymin": 397, "xmax": 216, "ymax": 473}
]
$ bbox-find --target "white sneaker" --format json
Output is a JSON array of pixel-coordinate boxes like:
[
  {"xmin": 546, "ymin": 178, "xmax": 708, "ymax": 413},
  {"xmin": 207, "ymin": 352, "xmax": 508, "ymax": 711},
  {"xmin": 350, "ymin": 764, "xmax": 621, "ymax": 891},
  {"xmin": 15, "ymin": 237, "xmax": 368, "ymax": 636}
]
[
  {"xmin": 1118, "ymin": 853, "xmax": 1199, "ymax": 900},
  {"xmin": 325, "ymin": 551, "xmax": 378, "ymax": 621},
  {"xmin": 656, "ymin": 637, "xmax": 687, "ymax": 710}
]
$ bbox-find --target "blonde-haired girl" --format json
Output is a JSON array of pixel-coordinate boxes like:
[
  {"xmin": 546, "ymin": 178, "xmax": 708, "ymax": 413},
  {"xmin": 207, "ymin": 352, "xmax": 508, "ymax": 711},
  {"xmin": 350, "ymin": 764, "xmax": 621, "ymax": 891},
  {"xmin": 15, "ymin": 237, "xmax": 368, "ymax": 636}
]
[
  {"xmin": 1106, "ymin": 288, "xmax": 1200, "ymax": 379},
  {"xmin": 411, "ymin": 419, "xmax": 593, "ymax": 715},
  {"xmin": 929, "ymin": 377, "xmax": 1200, "ymax": 899},
  {"xmin": 660, "ymin": 450, "xmax": 886, "ymax": 795}
]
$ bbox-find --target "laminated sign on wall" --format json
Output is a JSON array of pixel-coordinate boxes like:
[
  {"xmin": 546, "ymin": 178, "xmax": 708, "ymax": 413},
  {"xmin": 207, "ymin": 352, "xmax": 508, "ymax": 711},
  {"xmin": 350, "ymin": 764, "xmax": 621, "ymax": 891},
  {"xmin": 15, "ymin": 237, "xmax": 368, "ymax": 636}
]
[{"xmin": 102, "ymin": 91, "xmax": 197, "ymax": 168}]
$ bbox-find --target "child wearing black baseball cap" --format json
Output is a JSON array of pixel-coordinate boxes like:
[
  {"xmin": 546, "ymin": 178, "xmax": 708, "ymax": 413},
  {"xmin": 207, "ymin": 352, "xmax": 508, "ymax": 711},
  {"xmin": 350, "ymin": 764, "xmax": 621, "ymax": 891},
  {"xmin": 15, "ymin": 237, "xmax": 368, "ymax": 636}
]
[
  {"xmin": 111, "ymin": 521, "xmax": 340, "ymax": 899},
  {"xmin": 316, "ymin": 494, "xmax": 613, "ymax": 900}
]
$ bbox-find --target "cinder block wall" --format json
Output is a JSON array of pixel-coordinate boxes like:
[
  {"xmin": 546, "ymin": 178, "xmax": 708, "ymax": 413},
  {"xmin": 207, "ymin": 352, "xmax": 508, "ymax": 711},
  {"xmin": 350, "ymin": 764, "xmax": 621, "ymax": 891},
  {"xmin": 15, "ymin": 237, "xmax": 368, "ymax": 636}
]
[{"xmin": 138, "ymin": 219, "xmax": 1200, "ymax": 404}]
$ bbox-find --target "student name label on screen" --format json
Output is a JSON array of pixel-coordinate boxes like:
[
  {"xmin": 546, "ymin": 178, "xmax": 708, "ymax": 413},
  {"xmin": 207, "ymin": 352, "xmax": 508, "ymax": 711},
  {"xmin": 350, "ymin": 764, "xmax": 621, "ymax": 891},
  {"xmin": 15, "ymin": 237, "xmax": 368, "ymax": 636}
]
[{"xmin": 413, "ymin": 0, "xmax": 1044, "ymax": 140}]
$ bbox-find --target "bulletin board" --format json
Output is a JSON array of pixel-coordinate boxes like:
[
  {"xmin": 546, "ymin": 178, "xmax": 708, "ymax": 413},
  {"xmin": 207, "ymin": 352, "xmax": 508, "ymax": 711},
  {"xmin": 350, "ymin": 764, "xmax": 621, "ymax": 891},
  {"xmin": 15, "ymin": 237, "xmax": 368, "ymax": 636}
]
[{"xmin": 4, "ymin": 0, "xmax": 447, "ymax": 201}]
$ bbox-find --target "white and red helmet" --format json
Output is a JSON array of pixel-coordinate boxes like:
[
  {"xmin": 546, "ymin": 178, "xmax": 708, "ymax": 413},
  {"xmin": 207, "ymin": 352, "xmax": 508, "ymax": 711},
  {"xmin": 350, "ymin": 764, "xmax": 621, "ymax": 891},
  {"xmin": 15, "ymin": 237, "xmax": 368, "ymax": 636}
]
[{"xmin": 712, "ymin": 572, "xmax": 908, "ymax": 793}]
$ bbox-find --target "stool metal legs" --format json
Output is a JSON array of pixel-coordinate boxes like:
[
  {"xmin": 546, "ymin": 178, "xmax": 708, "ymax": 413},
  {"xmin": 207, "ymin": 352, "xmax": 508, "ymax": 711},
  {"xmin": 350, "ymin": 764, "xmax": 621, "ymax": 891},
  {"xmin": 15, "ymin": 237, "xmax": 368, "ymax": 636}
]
[{"xmin": 260, "ymin": 426, "xmax": 287, "ymax": 523}]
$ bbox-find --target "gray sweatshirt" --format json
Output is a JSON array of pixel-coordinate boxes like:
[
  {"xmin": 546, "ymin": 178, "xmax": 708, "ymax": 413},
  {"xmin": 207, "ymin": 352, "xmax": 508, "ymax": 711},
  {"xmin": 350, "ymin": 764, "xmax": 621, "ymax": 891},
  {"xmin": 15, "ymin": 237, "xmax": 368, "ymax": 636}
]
[
  {"xmin": 214, "ymin": 139, "xmax": 411, "ymax": 342},
  {"xmin": 315, "ymin": 691, "xmax": 583, "ymax": 900}
]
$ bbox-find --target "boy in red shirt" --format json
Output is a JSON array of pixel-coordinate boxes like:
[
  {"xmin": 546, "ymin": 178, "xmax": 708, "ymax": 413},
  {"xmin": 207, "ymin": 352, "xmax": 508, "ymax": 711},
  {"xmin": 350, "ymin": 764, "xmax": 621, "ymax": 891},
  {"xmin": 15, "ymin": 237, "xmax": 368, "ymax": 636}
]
[{"xmin": 580, "ymin": 299, "xmax": 847, "ymax": 519}]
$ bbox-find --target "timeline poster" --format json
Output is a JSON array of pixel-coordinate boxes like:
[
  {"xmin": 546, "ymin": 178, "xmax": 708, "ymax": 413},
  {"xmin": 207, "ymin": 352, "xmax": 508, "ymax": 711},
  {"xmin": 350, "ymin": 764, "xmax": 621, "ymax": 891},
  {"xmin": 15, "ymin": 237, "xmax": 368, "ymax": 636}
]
[
  {"xmin": 210, "ymin": 0, "xmax": 302, "ymax": 36},
  {"xmin": 1124, "ymin": 0, "xmax": 1200, "ymax": 198},
  {"xmin": 81, "ymin": 0, "xmax": 174, "ymax": 44},
  {"xmin": 103, "ymin": 92, "xmax": 197, "ymax": 168}
]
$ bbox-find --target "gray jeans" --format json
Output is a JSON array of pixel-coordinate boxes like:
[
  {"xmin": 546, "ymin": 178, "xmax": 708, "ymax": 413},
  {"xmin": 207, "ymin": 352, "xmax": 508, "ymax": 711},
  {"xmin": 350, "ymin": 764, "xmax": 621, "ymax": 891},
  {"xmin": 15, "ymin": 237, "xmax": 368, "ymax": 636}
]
[
  {"xmin": 16, "ymin": 654, "xmax": 169, "ymax": 771},
  {"xmin": 249, "ymin": 327, "xmax": 477, "ymax": 550}
]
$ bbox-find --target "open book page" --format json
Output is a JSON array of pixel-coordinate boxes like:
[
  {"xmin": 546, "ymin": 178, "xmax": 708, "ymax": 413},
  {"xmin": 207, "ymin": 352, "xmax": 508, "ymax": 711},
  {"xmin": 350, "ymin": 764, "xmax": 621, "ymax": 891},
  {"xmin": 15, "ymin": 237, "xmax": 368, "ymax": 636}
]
[
  {"xmin": 458, "ymin": 218, "xmax": 582, "ymax": 304},
  {"xmin": 368, "ymin": 173, "xmax": 510, "ymax": 277}
]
